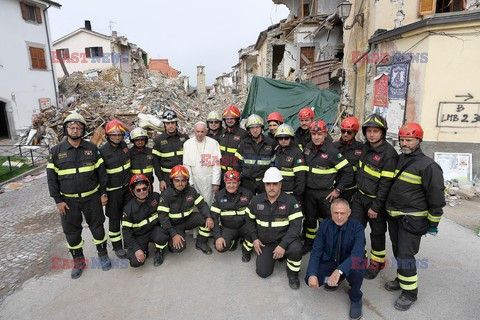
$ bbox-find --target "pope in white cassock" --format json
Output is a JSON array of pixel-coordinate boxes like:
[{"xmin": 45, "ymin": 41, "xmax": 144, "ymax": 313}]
[{"xmin": 183, "ymin": 122, "xmax": 222, "ymax": 206}]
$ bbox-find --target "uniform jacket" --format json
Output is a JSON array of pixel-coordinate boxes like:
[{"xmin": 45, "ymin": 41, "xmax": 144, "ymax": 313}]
[
  {"xmin": 333, "ymin": 139, "xmax": 365, "ymax": 190},
  {"xmin": 129, "ymin": 146, "xmax": 158, "ymax": 185},
  {"xmin": 234, "ymin": 135, "xmax": 275, "ymax": 181},
  {"xmin": 99, "ymin": 140, "xmax": 131, "ymax": 190},
  {"xmin": 272, "ymin": 144, "xmax": 307, "ymax": 196},
  {"xmin": 152, "ymin": 131, "xmax": 188, "ymax": 183},
  {"xmin": 219, "ymin": 126, "xmax": 249, "ymax": 171}
]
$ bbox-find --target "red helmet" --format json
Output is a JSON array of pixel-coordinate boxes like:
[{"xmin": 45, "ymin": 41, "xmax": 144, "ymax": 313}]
[
  {"xmin": 267, "ymin": 112, "xmax": 284, "ymax": 124},
  {"xmin": 310, "ymin": 120, "xmax": 327, "ymax": 133},
  {"xmin": 129, "ymin": 174, "xmax": 151, "ymax": 197},
  {"xmin": 222, "ymin": 105, "xmax": 241, "ymax": 119},
  {"xmin": 105, "ymin": 119, "xmax": 126, "ymax": 135},
  {"xmin": 299, "ymin": 108, "xmax": 314, "ymax": 120},
  {"xmin": 170, "ymin": 165, "xmax": 190, "ymax": 180},
  {"xmin": 224, "ymin": 170, "xmax": 241, "ymax": 182},
  {"xmin": 398, "ymin": 122, "xmax": 424, "ymax": 140},
  {"xmin": 341, "ymin": 117, "xmax": 360, "ymax": 131}
]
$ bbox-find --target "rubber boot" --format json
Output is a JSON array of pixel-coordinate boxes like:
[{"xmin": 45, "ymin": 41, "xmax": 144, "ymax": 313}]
[
  {"xmin": 365, "ymin": 260, "xmax": 384, "ymax": 280},
  {"xmin": 70, "ymin": 248, "xmax": 86, "ymax": 279},
  {"xmin": 112, "ymin": 241, "xmax": 127, "ymax": 259},
  {"xmin": 286, "ymin": 268, "xmax": 300, "ymax": 289},
  {"xmin": 195, "ymin": 236, "xmax": 212, "ymax": 255},
  {"xmin": 241, "ymin": 246, "xmax": 251, "ymax": 263},
  {"xmin": 394, "ymin": 294, "xmax": 416, "ymax": 311},
  {"xmin": 385, "ymin": 278, "xmax": 401, "ymax": 291},
  {"xmin": 96, "ymin": 242, "xmax": 112, "ymax": 271},
  {"xmin": 153, "ymin": 248, "xmax": 164, "ymax": 267}
]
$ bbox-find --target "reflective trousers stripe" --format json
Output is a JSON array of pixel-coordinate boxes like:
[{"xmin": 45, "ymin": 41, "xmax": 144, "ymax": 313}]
[
  {"xmin": 287, "ymin": 259, "xmax": 301, "ymax": 272},
  {"xmin": 67, "ymin": 240, "xmax": 84, "ymax": 250},
  {"xmin": 61, "ymin": 184, "xmax": 99, "ymax": 198},
  {"xmin": 93, "ymin": 234, "xmax": 107, "ymax": 245}
]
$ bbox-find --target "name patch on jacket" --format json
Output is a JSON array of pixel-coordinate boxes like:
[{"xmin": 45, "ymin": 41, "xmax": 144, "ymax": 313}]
[
  {"xmin": 84, "ymin": 150, "xmax": 93, "ymax": 156},
  {"xmin": 240, "ymin": 196, "xmax": 249, "ymax": 202},
  {"xmin": 58, "ymin": 152, "xmax": 68, "ymax": 159},
  {"xmin": 233, "ymin": 135, "xmax": 241, "ymax": 141},
  {"xmin": 265, "ymin": 146, "xmax": 272, "ymax": 151},
  {"xmin": 275, "ymin": 217, "xmax": 287, "ymax": 222},
  {"xmin": 286, "ymin": 156, "xmax": 293, "ymax": 163},
  {"xmin": 147, "ymin": 155, "xmax": 153, "ymax": 160},
  {"xmin": 321, "ymin": 153, "xmax": 329, "ymax": 159},
  {"xmin": 304, "ymin": 149, "xmax": 311, "ymax": 156},
  {"xmin": 355, "ymin": 150, "xmax": 362, "ymax": 156},
  {"xmin": 186, "ymin": 195, "xmax": 193, "ymax": 202},
  {"xmin": 278, "ymin": 204, "xmax": 286, "ymax": 210},
  {"xmin": 180, "ymin": 137, "xmax": 186, "ymax": 142},
  {"xmin": 150, "ymin": 199, "xmax": 158, "ymax": 207},
  {"xmin": 256, "ymin": 204, "xmax": 265, "ymax": 210},
  {"xmin": 372, "ymin": 154, "xmax": 382, "ymax": 163},
  {"xmin": 220, "ymin": 198, "xmax": 228, "ymax": 203}
]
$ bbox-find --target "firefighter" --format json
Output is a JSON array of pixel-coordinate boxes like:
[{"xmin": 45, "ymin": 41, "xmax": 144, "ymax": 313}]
[
  {"xmin": 333, "ymin": 117, "xmax": 364, "ymax": 203},
  {"xmin": 294, "ymin": 107, "xmax": 314, "ymax": 151},
  {"xmin": 272, "ymin": 123, "xmax": 307, "ymax": 202},
  {"xmin": 122, "ymin": 174, "xmax": 169, "ymax": 267},
  {"xmin": 384, "ymin": 123, "xmax": 445, "ymax": 311},
  {"xmin": 266, "ymin": 112, "xmax": 284, "ymax": 140},
  {"xmin": 303, "ymin": 120, "xmax": 354, "ymax": 255},
  {"xmin": 206, "ymin": 110, "xmax": 224, "ymax": 142},
  {"xmin": 46, "ymin": 112, "xmax": 111, "ymax": 279},
  {"xmin": 129, "ymin": 127, "xmax": 158, "ymax": 190},
  {"xmin": 99, "ymin": 119, "xmax": 132, "ymax": 259},
  {"xmin": 246, "ymin": 167, "xmax": 303, "ymax": 289},
  {"xmin": 211, "ymin": 170, "xmax": 254, "ymax": 262},
  {"xmin": 157, "ymin": 165, "xmax": 213, "ymax": 254},
  {"xmin": 351, "ymin": 114, "xmax": 398, "ymax": 280},
  {"xmin": 234, "ymin": 114, "xmax": 275, "ymax": 195},
  {"xmin": 152, "ymin": 109, "xmax": 189, "ymax": 192},
  {"xmin": 219, "ymin": 105, "xmax": 249, "ymax": 176}
]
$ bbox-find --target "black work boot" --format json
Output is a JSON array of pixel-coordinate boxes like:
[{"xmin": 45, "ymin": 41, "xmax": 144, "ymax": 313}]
[
  {"xmin": 96, "ymin": 242, "xmax": 112, "ymax": 271},
  {"xmin": 241, "ymin": 246, "xmax": 251, "ymax": 263},
  {"xmin": 195, "ymin": 236, "xmax": 212, "ymax": 255},
  {"xmin": 112, "ymin": 241, "xmax": 127, "ymax": 259},
  {"xmin": 286, "ymin": 268, "xmax": 300, "ymax": 289},
  {"xmin": 153, "ymin": 249, "xmax": 164, "ymax": 267},
  {"xmin": 394, "ymin": 293, "xmax": 417, "ymax": 311},
  {"xmin": 365, "ymin": 260, "xmax": 384, "ymax": 280},
  {"xmin": 70, "ymin": 249, "xmax": 86, "ymax": 279},
  {"xmin": 385, "ymin": 278, "xmax": 401, "ymax": 291}
]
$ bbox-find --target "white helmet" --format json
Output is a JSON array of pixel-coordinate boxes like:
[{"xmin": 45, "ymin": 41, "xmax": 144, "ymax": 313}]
[{"xmin": 263, "ymin": 167, "xmax": 283, "ymax": 183}]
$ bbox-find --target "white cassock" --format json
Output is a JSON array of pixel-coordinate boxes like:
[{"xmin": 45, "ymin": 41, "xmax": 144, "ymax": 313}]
[{"xmin": 183, "ymin": 136, "xmax": 222, "ymax": 206}]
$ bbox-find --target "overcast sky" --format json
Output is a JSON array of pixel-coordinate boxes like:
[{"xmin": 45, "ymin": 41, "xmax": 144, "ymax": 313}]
[{"xmin": 49, "ymin": 0, "xmax": 289, "ymax": 86}]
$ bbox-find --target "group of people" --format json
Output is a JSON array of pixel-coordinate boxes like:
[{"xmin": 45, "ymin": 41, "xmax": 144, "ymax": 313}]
[{"xmin": 46, "ymin": 105, "xmax": 445, "ymax": 320}]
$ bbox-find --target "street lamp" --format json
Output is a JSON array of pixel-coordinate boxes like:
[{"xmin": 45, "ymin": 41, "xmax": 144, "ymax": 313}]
[{"xmin": 337, "ymin": 0, "xmax": 364, "ymax": 30}]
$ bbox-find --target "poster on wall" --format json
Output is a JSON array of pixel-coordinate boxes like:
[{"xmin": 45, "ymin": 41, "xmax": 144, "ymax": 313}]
[
  {"xmin": 434, "ymin": 152, "xmax": 472, "ymax": 181},
  {"xmin": 373, "ymin": 73, "xmax": 389, "ymax": 107},
  {"xmin": 389, "ymin": 63, "xmax": 410, "ymax": 100}
]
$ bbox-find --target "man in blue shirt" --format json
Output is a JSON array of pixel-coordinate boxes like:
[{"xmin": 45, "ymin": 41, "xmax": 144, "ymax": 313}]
[{"xmin": 305, "ymin": 198, "xmax": 367, "ymax": 320}]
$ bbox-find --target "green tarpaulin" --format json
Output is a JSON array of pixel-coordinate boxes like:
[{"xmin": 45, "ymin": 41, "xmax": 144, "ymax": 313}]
[{"xmin": 242, "ymin": 76, "xmax": 340, "ymax": 129}]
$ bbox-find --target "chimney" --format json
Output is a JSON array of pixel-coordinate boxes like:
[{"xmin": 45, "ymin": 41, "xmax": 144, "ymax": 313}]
[
  {"xmin": 111, "ymin": 30, "xmax": 117, "ymax": 37},
  {"xmin": 84, "ymin": 20, "xmax": 91, "ymax": 31}
]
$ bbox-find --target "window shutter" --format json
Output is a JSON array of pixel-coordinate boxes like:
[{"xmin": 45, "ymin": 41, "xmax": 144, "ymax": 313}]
[
  {"xmin": 85, "ymin": 48, "xmax": 91, "ymax": 58},
  {"xmin": 30, "ymin": 47, "xmax": 46, "ymax": 69},
  {"xmin": 35, "ymin": 7, "xmax": 42, "ymax": 24},
  {"xmin": 65, "ymin": 48, "xmax": 70, "ymax": 60},
  {"xmin": 419, "ymin": 0, "xmax": 436, "ymax": 15},
  {"xmin": 98, "ymin": 47, "xmax": 103, "ymax": 57},
  {"xmin": 20, "ymin": 2, "xmax": 28, "ymax": 20}
]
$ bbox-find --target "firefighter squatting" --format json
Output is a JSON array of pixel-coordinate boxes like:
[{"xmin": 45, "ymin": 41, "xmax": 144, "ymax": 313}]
[{"xmin": 46, "ymin": 106, "xmax": 445, "ymax": 320}]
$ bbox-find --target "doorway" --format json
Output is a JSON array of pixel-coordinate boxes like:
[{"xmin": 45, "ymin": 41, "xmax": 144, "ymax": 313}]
[{"xmin": 0, "ymin": 101, "xmax": 10, "ymax": 138}]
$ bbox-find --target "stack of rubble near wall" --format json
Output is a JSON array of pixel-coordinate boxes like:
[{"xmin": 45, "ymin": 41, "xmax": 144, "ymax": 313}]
[{"xmin": 22, "ymin": 68, "xmax": 247, "ymax": 145}]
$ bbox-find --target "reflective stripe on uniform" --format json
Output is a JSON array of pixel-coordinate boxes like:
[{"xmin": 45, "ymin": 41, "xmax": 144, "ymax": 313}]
[
  {"xmin": 387, "ymin": 210, "xmax": 428, "ymax": 217},
  {"xmin": 293, "ymin": 165, "xmax": 308, "ymax": 172},
  {"xmin": 109, "ymin": 230, "xmax": 122, "ymax": 242},
  {"xmin": 156, "ymin": 150, "xmax": 183, "ymax": 158},
  {"xmin": 334, "ymin": 159, "xmax": 349, "ymax": 171},
  {"xmin": 287, "ymin": 259, "xmax": 301, "ymax": 272},
  {"xmin": 169, "ymin": 209, "xmax": 193, "ymax": 219},
  {"xmin": 234, "ymin": 152, "xmax": 244, "ymax": 161},
  {"xmin": 397, "ymin": 171, "xmax": 422, "ymax": 184},
  {"xmin": 131, "ymin": 167, "xmax": 154, "ymax": 174},
  {"xmin": 381, "ymin": 170, "xmax": 395, "ymax": 178},
  {"xmin": 106, "ymin": 161, "xmax": 131, "ymax": 174},
  {"xmin": 364, "ymin": 165, "xmax": 381, "ymax": 179},
  {"xmin": 211, "ymin": 206, "xmax": 221, "ymax": 213},
  {"xmin": 157, "ymin": 205, "xmax": 170, "ymax": 213},
  {"xmin": 370, "ymin": 249, "xmax": 386, "ymax": 263},
  {"xmin": 246, "ymin": 207, "xmax": 255, "ymax": 219},
  {"xmin": 198, "ymin": 227, "xmax": 210, "ymax": 237},
  {"xmin": 280, "ymin": 171, "xmax": 295, "ymax": 177},
  {"xmin": 122, "ymin": 214, "xmax": 158, "ymax": 229},
  {"xmin": 305, "ymin": 227, "xmax": 317, "ymax": 239},
  {"xmin": 221, "ymin": 166, "xmax": 234, "ymax": 171},
  {"xmin": 428, "ymin": 213, "xmax": 441, "ymax": 223},
  {"xmin": 398, "ymin": 273, "xmax": 418, "ymax": 290},
  {"xmin": 61, "ymin": 184, "xmax": 99, "ymax": 198},
  {"xmin": 67, "ymin": 240, "xmax": 84, "ymax": 250},
  {"xmin": 358, "ymin": 188, "xmax": 376, "ymax": 198},
  {"xmin": 255, "ymin": 219, "xmax": 289, "ymax": 228},
  {"xmin": 194, "ymin": 195, "xmax": 203, "ymax": 205},
  {"xmin": 155, "ymin": 242, "xmax": 168, "ymax": 249},
  {"xmin": 92, "ymin": 234, "xmax": 107, "ymax": 245},
  {"xmin": 221, "ymin": 146, "xmax": 237, "ymax": 154},
  {"xmin": 311, "ymin": 167, "xmax": 337, "ymax": 175},
  {"xmin": 288, "ymin": 211, "xmax": 303, "ymax": 221},
  {"xmin": 161, "ymin": 167, "xmax": 172, "ymax": 173}
]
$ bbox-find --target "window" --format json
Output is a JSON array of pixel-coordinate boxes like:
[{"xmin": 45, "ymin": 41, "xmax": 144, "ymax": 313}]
[
  {"xmin": 20, "ymin": 2, "xmax": 42, "ymax": 24},
  {"xmin": 85, "ymin": 47, "xmax": 103, "ymax": 58},
  {"xmin": 29, "ymin": 47, "xmax": 47, "ymax": 70},
  {"xmin": 436, "ymin": 0, "xmax": 465, "ymax": 13},
  {"xmin": 300, "ymin": 47, "xmax": 315, "ymax": 69},
  {"xmin": 56, "ymin": 48, "xmax": 70, "ymax": 60}
]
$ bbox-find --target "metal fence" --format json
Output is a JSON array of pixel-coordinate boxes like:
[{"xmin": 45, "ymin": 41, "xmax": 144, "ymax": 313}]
[{"xmin": 0, "ymin": 144, "xmax": 51, "ymax": 181}]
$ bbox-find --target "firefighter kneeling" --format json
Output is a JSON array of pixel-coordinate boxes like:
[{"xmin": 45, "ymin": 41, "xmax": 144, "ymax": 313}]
[
  {"xmin": 157, "ymin": 165, "xmax": 214, "ymax": 255},
  {"xmin": 211, "ymin": 170, "xmax": 254, "ymax": 262},
  {"xmin": 122, "ymin": 174, "xmax": 169, "ymax": 267},
  {"xmin": 246, "ymin": 167, "xmax": 303, "ymax": 289}
]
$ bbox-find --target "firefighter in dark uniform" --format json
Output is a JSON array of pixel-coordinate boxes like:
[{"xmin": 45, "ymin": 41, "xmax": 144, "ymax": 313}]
[
  {"xmin": 266, "ymin": 112, "xmax": 284, "ymax": 140},
  {"xmin": 246, "ymin": 167, "xmax": 303, "ymax": 289},
  {"xmin": 99, "ymin": 119, "xmax": 132, "ymax": 259},
  {"xmin": 384, "ymin": 123, "xmax": 445, "ymax": 311},
  {"xmin": 272, "ymin": 123, "xmax": 307, "ymax": 203},
  {"xmin": 206, "ymin": 110, "xmax": 224, "ymax": 142},
  {"xmin": 234, "ymin": 114, "xmax": 275, "ymax": 195},
  {"xmin": 294, "ymin": 107, "xmax": 314, "ymax": 151},
  {"xmin": 152, "ymin": 109, "xmax": 188, "ymax": 192},
  {"xmin": 157, "ymin": 165, "xmax": 213, "ymax": 254},
  {"xmin": 351, "ymin": 114, "xmax": 398, "ymax": 280},
  {"xmin": 219, "ymin": 105, "xmax": 249, "ymax": 177},
  {"xmin": 333, "ymin": 117, "xmax": 365, "ymax": 203},
  {"xmin": 122, "ymin": 174, "xmax": 169, "ymax": 267},
  {"xmin": 47, "ymin": 112, "xmax": 111, "ymax": 279},
  {"xmin": 129, "ymin": 127, "xmax": 158, "ymax": 191},
  {"xmin": 211, "ymin": 170, "xmax": 254, "ymax": 262},
  {"xmin": 303, "ymin": 120, "xmax": 354, "ymax": 254}
]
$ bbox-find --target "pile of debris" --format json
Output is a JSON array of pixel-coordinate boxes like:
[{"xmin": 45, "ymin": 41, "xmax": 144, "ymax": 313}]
[
  {"xmin": 22, "ymin": 68, "xmax": 247, "ymax": 146},
  {"xmin": 445, "ymin": 179, "xmax": 480, "ymax": 206}
]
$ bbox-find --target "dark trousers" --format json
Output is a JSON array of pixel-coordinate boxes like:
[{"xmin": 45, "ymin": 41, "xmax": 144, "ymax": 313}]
[
  {"xmin": 169, "ymin": 212, "xmax": 210, "ymax": 253},
  {"xmin": 340, "ymin": 188, "xmax": 357, "ymax": 204},
  {"xmin": 241, "ymin": 178, "xmax": 265, "ymax": 196},
  {"xmin": 216, "ymin": 224, "xmax": 252, "ymax": 253},
  {"xmin": 127, "ymin": 225, "xmax": 169, "ymax": 268},
  {"xmin": 256, "ymin": 240, "xmax": 302, "ymax": 278},
  {"xmin": 303, "ymin": 188, "xmax": 332, "ymax": 243},
  {"xmin": 310, "ymin": 260, "xmax": 364, "ymax": 303},
  {"xmin": 351, "ymin": 192, "xmax": 387, "ymax": 264},
  {"xmin": 106, "ymin": 186, "xmax": 132, "ymax": 249},
  {"xmin": 387, "ymin": 216, "xmax": 422, "ymax": 300},
  {"xmin": 61, "ymin": 193, "xmax": 106, "ymax": 249}
]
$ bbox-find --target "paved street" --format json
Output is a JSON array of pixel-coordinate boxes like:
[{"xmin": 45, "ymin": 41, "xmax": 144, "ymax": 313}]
[{"xmin": 0, "ymin": 172, "xmax": 479, "ymax": 319}]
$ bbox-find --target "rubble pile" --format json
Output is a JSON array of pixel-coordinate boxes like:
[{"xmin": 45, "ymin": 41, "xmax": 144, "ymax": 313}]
[
  {"xmin": 23, "ymin": 69, "xmax": 247, "ymax": 145},
  {"xmin": 445, "ymin": 179, "xmax": 480, "ymax": 206}
]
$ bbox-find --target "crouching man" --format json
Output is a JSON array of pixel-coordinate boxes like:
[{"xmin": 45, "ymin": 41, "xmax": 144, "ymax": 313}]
[
  {"xmin": 122, "ymin": 174, "xmax": 169, "ymax": 267},
  {"xmin": 305, "ymin": 198, "xmax": 367, "ymax": 320}
]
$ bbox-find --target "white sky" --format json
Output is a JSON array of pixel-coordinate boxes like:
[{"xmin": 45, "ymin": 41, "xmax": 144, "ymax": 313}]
[{"xmin": 49, "ymin": 0, "xmax": 290, "ymax": 86}]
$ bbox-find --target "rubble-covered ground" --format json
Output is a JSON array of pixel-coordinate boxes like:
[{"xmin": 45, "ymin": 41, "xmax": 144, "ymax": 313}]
[{"xmin": 24, "ymin": 69, "xmax": 247, "ymax": 146}]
